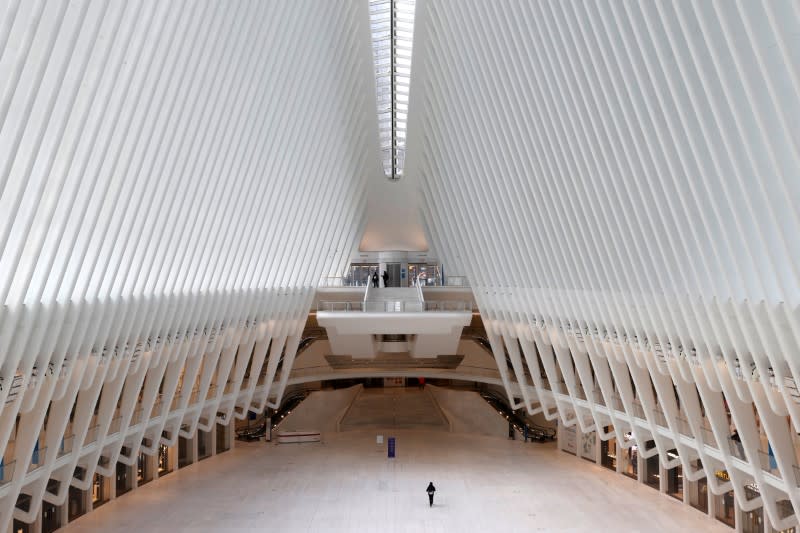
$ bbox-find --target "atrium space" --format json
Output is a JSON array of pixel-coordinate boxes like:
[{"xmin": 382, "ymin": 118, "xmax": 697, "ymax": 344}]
[{"xmin": 0, "ymin": 1, "xmax": 798, "ymax": 532}]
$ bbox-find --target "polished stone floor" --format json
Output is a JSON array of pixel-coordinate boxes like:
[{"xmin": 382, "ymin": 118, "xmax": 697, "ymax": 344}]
[
  {"xmin": 65, "ymin": 429, "xmax": 729, "ymax": 532},
  {"xmin": 339, "ymin": 388, "xmax": 448, "ymax": 431}
]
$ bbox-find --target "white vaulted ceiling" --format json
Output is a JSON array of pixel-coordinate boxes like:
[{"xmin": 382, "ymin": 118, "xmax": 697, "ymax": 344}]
[
  {"xmin": 0, "ymin": 0, "xmax": 379, "ymax": 309},
  {"xmin": 0, "ymin": 1, "xmax": 380, "ymax": 526},
  {"xmin": 1, "ymin": 0, "xmax": 800, "ymax": 530},
  {"xmin": 408, "ymin": 1, "xmax": 800, "ymax": 528}
]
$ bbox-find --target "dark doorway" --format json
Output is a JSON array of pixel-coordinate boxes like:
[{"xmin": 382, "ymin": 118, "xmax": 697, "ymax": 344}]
[
  {"xmin": 68, "ymin": 485, "xmax": 86, "ymax": 521},
  {"xmin": 41, "ymin": 500, "xmax": 60, "ymax": 533},
  {"xmin": 116, "ymin": 460, "xmax": 132, "ymax": 496},
  {"xmin": 158, "ymin": 444, "xmax": 172, "ymax": 476},
  {"xmin": 386, "ymin": 263, "xmax": 402, "ymax": 287},
  {"xmin": 198, "ymin": 430, "xmax": 211, "ymax": 461},
  {"xmin": 92, "ymin": 473, "xmax": 108, "ymax": 508},
  {"xmin": 178, "ymin": 436, "xmax": 192, "ymax": 468},
  {"xmin": 216, "ymin": 423, "xmax": 229, "ymax": 453}
]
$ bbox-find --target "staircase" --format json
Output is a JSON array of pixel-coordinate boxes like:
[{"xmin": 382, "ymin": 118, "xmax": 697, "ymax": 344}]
[
  {"xmin": 339, "ymin": 388, "xmax": 448, "ymax": 431},
  {"xmin": 364, "ymin": 287, "xmax": 423, "ymax": 312},
  {"xmin": 325, "ymin": 353, "xmax": 463, "ymax": 369}
]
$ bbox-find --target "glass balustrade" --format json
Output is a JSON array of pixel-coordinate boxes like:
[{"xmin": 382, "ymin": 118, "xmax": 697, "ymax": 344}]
[{"xmin": 318, "ymin": 300, "xmax": 470, "ymax": 312}]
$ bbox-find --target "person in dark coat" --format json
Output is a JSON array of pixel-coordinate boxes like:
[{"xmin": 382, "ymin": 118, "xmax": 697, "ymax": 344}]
[
  {"xmin": 382, "ymin": 270, "xmax": 389, "ymax": 287},
  {"xmin": 372, "ymin": 271, "xmax": 379, "ymax": 288},
  {"xmin": 426, "ymin": 481, "xmax": 436, "ymax": 507}
]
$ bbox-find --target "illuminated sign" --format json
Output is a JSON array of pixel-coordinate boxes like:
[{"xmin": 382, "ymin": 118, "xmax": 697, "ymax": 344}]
[{"xmin": 715, "ymin": 470, "xmax": 730, "ymax": 481}]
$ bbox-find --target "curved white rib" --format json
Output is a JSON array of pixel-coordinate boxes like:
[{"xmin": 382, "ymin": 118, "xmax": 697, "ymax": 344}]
[
  {"xmin": 0, "ymin": 1, "xmax": 379, "ymax": 527},
  {"xmin": 408, "ymin": 1, "xmax": 800, "ymax": 529}
]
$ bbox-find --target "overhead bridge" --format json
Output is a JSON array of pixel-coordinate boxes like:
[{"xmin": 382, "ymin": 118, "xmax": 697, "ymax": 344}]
[{"xmin": 315, "ymin": 284, "xmax": 472, "ymax": 358}]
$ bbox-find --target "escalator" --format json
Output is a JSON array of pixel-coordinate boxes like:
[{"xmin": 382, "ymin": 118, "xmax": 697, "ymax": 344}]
[
  {"xmin": 235, "ymin": 390, "xmax": 308, "ymax": 441},
  {"xmin": 235, "ymin": 413, "xmax": 268, "ymax": 442},
  {"xmin": 480, "ymin": 391, "xmax": 555, "ymax": 443},
  {"xmin": 469, "ymin": 336, "xmax": 529, "ymax": 377}
]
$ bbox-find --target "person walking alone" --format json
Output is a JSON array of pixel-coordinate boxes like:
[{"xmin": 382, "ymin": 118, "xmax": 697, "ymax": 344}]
[
  {"xmin": 382, "ymin": 270, "xmax": 389, "ymax": 287},
  {"xmin": 372, "ymin": 271, "xmax": 379, "ymax": 288},
  {"xmin": 426, "ymin": 481, "xmax": 436, "ymax": 507}
]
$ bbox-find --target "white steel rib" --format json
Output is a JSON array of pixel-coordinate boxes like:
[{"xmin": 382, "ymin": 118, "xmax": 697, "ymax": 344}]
[{"xmin": 408, "ymin": 0, "xmax": 800, "ymax": 530}]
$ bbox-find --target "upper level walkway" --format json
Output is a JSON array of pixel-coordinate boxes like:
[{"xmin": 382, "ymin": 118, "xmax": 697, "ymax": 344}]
[{"xmin": 315, "ymin": 284, "xmax": 473, "ymax": 358}]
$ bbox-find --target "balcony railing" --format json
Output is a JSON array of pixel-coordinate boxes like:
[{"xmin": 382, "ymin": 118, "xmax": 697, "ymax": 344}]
[
  {"xmin": 0, "ymin": 460, "xmax": 15, "ymax": 486},
  {"xmin": 28, "ymin": 447, "xmax": 47, "ymax": 473},
  {"xmin": 318, "ymin": 277, "xmax": 368, "ymax": 287},
  {"xmin": 318, "ymin": 300, "xmax": 470, "ymax": 312},
  {"xmin": 58, "ymin": 436, "xmax": 74, "ymax": 458},
  {"xmin": 318, "ymin": 273, "xmax": 470, "ymax": 288}
]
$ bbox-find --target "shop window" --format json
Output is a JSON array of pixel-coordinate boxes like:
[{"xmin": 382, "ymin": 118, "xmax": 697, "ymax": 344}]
[
  {"xmin": 741, "ymin": 485, "xmax": 763, "ymax": 533},
  {"xmin": 137, "ymin": 451, "xmax": 151, "ymax": 486},
  {"xmin": 92, "ymin": 473, "xmax": 108, "ymax": 508},
  {"xmin": 68, "ymin": 485, "xmax": 86, "ymax": 521},
  {"xmin": 116, "ymin": 459, "xmax": 132, "ymax": 496},
  {"xmin": 347, "ymin": 264, "xmax": 378, "ymax": 286},
  {"xmin": 561, "ymin": 425, "xmax": 577, "ymax": 455},
  {"xmin": 623, "ymin": 448, "xmax": 638, "ymax": 479},
  {"xmin": 216, "ymin": 423, "xmax": 230, "ymax": 453},
  {"xmin": 198, "ymin": 430, "xmax": 212, "ymax": 460},
  {"xmin": 178, "ymin": 436, "xmax": 192, "ymax": 468},
  {"xmin": 621, "ymin": 434, "xmax": 638, "ymax": 480},
  {"xmin": 13, "ymin": 519, "xmax": 30, "ymax": 533},
  {"xmin": 689, "ymin": 460, "xmax": 708, "ymax": 513},
  {"xmin": 645, "ymin": 441, "xmax": 660, "ymax": 489},
  {"xmin": 600, "ymin": 427, "xmax": 616, "ymax": 471},
  {"xmin": 41, "ymin": 500, "xmax": 60, "ymax": 533},
  {"xmin": 771, "ymin": 499, "xmax": 796, "ymax": 533},
  {"xmin": 666, "ymin": 451, "xmax": 683, "ymax": 500},
  {"xmin": 715, "ymin": 489, "xmax": 736, "ymax": 527},
  {"xmin": 580, "ymin": 430, "xmax": 595, "ymax": 462},
  {"xmin": 158, "ymin": 444, "xmax": 172, "ymax": 476}
]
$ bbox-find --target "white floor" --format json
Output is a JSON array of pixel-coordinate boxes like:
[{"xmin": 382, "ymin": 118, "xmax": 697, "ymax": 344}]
[{"xmin": 65, "ymin": 429, "xmax": 730, "ymax": 532}]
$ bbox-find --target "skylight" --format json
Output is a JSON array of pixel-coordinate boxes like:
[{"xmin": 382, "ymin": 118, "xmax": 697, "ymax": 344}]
[{"xmin": 369, "ymin": 0, "xmax": 415, "ymax": 180}]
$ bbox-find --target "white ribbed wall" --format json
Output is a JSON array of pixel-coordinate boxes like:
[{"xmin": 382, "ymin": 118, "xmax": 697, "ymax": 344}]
[
  {"xmin": 0, "ymin": 1, "xmax": 379, "ymax": 527},
  {"xmin": 409, "ymin": 0, "xmax": 800, "ymax": 529}
]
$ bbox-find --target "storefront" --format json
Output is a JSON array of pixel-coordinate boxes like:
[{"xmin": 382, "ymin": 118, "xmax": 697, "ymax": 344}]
[
  {"xmin": 346, "ymin": 264, "xmax": 377, "ymax": 286},
  {"xmin": 771, "ymin": 499, "xmax": 796, "ymax": 533},
  {"xmin": 116, "ymin": 461, "xmax": 132, "ymax": 497},
  {"xmin": 408, "ymin": 263, "xmax": 441, "ymax": 286},
  {"xmin": 600, "ymin": 426, "xmax": 616, "ymax": 471},
  {"xmin": 666, "ymin": 451, "xmax": 683, "ymax": 501},
  {"xmin": 158, "ymin": 443, "xmax": 172, "ymax": 476},
  {"xmin": 561, "ymin": 425, "xmax": 577, "ymax": 455},
  {"xmin": 178, "ymin": 436, "xmax": 192, "ymax": 469},
  {"xmin": 92, "ymin": 473, "xmax": 109, "ymax": 509},
  {"xmin": 198, "ymin": 430, "xmax": 212, "ymax": 461},
  {"xmin": 644, "ymin": 441, "xmax": 660, "ymax": 489},
  {"xmin": 689, "ymin": 460, "xmax": 709, "ymax": 513},
  {"xmin": 741, "ymin": 485, "xmax": 764, "ymax": 533},
  {"xmin": 41, "ymin": 500, "xmax": 60, "ymax": 533},
  {"xmin": 714, "ymin": 471, "xmax": 736, "ymax": 528},
  {"xmin": 216, "ymin": 423, "xmax": 230, "ymax": 453},
  {"xmin": 619, "ymin": 432, "xmax": 637, "ymax": 479},
  {"xmin": 137, "ymin": 450, "xmax": 152, "ymax": 486},
  {"xmin": 68, "ymin": 485, "xmax": 87, "ymax": 521},
  {"xmin": 580, "ymin": 430, "xmax": 596, "ymax": 462},
  {"xmin": 12, "ymin": 521, "xmax": 29, "ymax": 533}
]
